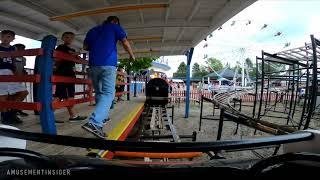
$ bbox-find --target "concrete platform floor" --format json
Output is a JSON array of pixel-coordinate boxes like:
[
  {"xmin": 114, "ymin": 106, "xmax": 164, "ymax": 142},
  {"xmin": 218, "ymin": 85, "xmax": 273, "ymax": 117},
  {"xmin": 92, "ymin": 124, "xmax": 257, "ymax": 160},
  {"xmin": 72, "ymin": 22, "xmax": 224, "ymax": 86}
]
[{"xmin": 12, "ymin": 96, "xmax": 145, "ymax": 156}]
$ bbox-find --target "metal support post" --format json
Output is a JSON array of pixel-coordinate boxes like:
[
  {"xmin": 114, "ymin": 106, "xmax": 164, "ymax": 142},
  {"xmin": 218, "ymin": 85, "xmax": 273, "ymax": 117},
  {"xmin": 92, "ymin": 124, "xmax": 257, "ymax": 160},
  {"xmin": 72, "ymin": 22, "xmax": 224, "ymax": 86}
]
[{"xmin": 37, "ymin": 35, "xmax": 57, "ymax": 134}]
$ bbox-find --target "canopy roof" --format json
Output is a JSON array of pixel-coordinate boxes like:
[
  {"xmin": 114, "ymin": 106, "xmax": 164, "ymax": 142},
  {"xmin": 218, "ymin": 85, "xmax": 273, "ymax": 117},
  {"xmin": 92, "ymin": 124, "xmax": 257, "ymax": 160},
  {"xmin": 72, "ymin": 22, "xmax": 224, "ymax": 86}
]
[
  {"xmin": 151, "ymin": 61, "xmax": 171, "ymax": 71},
  {"xmin": 0, "ymin": 0, "xmax": 256, "ymax": 58}
]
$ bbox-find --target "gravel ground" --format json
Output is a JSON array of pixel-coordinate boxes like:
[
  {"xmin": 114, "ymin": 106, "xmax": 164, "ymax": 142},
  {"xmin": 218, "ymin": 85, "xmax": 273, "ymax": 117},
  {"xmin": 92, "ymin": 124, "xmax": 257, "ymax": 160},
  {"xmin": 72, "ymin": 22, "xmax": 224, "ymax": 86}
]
[{"xmin": 170, "ymin": 101, "xmax": 320, "ymax": 161}]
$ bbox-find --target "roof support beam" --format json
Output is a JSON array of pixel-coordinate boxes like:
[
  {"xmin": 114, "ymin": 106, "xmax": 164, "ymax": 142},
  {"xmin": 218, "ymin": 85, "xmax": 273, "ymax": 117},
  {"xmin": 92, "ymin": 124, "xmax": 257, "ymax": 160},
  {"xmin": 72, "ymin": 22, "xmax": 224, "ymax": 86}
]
[
  {"xmin": 162, "ymin": 0, "xmax": 173, "ymax": 43},
  {"xmin": 279, "ymin": 53, "xmax": 305, "ymax": 61},
  {"xmin": 119, "ymin": 50, "xmax": 160, "ymax": 55},
  {"xmin": 187, "ymin": 0, "xmax": 201, "ymax": 22},
  {"xmin": 126, "ymin": 24, "xmax": 208, "ymax": 30},
  {"xmin": 290, "ymin": 50, "xmax": 311, "ymax": 59},
  {"xmin": 170, "ymin": 46, "xmax": 177, "ymax": 55},
  {"xmin": 139, "ymin": 10, "xmax": 145, "ymax": 24},
  {"xmin": 77, "ymin": 20, "xmax": 210, "ymax": 34},
  {"xmin": 0, "ymin": 11, "xmax": 55, "ymax": 34},
  {"xmin": 176, "ymin": 0, "xmax": 200, "ymax": 44},
  {"xmin": 128, "ymin": 36, "xmax": 162, "ymax": 41},
  {"xmin": 119, "ymin": 50, "xmax": 180, "ymax": 59},
  {"xmin": 62, "ymin": 1, "xmax": 97, "ymax": 26},
  {"xmin": 180, "ymin": 49, "xmax": 187, "ymax": 55},
  {"xmin": 162, "ymin": 29, "xmax": 166, "ymax": 43},
  {"xmin": 164, "ymin": 0, "xmax": 173, "ymax": 24},
  {"xmin": 264, "ymin": 52, "xmax": 307, "ymax": 67},
  {"xmin": 50, "ymin": 3, "xmax": 168, "ymax": 21},
  {"xmin": 163, "ymin": 0, "xmax": 173, "ymax": 44},
  {"xmin": 176, "ymin": 28, "xmax": 185, "ymax": 42},
  {"xmin": 126, "ymin": 40, "xmax": 191, "ymax": 49},
  {"xmin": 138, "ymin": 0, "xmax": 144, "ymax": 24},
  {"xmin": 12, "ymin": 0, "xmax": 79, "ymax": 31},
  {"xmin": 0, "ymin": 23, "xmax": 39, "ymax": 40}
]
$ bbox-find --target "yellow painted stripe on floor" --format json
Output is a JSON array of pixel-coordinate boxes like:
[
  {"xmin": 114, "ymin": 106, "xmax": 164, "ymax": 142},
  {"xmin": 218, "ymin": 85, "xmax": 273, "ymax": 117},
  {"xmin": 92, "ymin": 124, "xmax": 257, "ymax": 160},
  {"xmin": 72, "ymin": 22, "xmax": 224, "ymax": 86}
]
[
  {"xmin": 100, "ymin": 103, "xmax": 144, "ymax": 157},
  {"xmin": 107, "ymin": 103, "xmax": 144, "ymax": 140}
]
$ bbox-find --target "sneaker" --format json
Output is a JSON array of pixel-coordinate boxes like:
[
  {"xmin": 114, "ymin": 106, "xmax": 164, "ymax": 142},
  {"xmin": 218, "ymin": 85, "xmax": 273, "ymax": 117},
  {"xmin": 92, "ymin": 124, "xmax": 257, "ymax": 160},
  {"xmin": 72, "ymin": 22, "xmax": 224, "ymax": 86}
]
[
  {"xmin": 12, "ymin": 117, "xmax": 23, "ymax": 124},
  {"xmin": 11, "ymin": 111, "xmax": 23, "ymax": 124},
  {"xmin": 17, "ymin": 110, "xmax": 28, "ymax": 117},
  {"xmin": 1, "ymin": 112, "xmax": 13, "ymax": 125},
  {"xmin": 1, "ymin": 112, "xmax": 23, "ymax": 125},
  {"xmin": 12, "ymin": 115, "xmax": 23, "ymax": 124},
  {"xmin": 103, "ymin": 117, "xmax": 111, "ymax": 124},
  {"xmin": 69, "ymin": 116, "xmax": 87, "ymax": 123},
  {"xmin": 82, "ymin": 122, "xmax": 106, "ymax": 139},
  {"xmin": 55, "ymin": 120, "xmax": 65, "ymax": 123},
  {"xmin": 1, "ymin": 119, "xmax": 14, "ymax": 125}
]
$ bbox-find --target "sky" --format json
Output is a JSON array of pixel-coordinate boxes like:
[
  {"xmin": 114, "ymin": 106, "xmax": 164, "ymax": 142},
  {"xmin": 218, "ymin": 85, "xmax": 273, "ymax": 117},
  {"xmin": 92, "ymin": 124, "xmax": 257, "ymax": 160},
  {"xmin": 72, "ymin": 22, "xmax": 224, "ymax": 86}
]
[
  {"xmin": 15, "ymin": 0, "xmax": 320, "ymax": 75},
  {"xmin": 163, "ymin": 0, "xmax": 320, "ymax": 77}
]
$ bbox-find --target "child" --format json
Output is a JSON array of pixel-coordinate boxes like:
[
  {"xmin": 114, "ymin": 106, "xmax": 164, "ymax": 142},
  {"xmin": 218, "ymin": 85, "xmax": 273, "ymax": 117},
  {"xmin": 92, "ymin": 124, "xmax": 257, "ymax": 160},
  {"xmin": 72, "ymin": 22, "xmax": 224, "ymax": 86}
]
[
  {"xmin": 115, "ymin": 66, "xmax": 125, "ymax": 101},
  {"xmin": 0, "ymin": 30, "xmax": 28, "ymax": 125},
  {"xmin": 13, "ymin": 43, "xmax": 28, "ymax": 117},
  {"xmin": 54, "ymin": 32, "xmax": 87, "ymax": 123},
  {"xmin": 13, "ymin": 44, "xmax": 27, "ymax": 76}
]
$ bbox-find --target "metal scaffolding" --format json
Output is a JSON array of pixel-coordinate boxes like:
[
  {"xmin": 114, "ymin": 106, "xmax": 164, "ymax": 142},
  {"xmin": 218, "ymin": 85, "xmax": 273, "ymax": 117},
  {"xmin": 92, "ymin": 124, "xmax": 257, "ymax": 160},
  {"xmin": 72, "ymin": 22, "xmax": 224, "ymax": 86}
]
[{"xmin": 253, "ymin": 35, "xmax": 320, "ymax": 130}]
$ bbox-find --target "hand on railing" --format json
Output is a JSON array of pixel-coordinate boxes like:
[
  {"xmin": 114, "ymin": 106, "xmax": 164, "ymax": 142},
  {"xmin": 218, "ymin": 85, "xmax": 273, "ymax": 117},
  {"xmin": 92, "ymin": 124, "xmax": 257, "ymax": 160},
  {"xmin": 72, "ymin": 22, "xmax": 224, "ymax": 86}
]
[{"xmin": 69, "ymin": 51, "xmax": 81, "ymax": 56}]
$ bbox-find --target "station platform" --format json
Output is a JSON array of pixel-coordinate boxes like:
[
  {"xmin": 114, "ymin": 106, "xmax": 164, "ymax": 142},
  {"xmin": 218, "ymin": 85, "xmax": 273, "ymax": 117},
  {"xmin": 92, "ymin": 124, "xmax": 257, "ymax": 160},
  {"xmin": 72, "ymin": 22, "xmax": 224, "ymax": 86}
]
[{"xmin": 14, "ymin": 97, "xmax": 145, "ymax": 156}]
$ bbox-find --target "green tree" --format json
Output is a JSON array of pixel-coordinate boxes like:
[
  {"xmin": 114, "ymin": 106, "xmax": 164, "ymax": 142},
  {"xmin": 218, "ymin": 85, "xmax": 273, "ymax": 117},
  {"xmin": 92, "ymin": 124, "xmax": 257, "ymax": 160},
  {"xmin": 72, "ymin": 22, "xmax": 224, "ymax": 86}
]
[
  {"xmin": 173, "ymin": 62, "xmax": 187, "ymax": 78},
  {"xmin": 119, "ymin": 57, "xmax": 157, "ymax": 73},
  {"xmin": 192, "ymin": 63, "xmax": 201, "ymax": 77},
  {"xmin": 244, "ymin": 58, "xmax": 255, "ymax": 78},
  {"xmin": 192, "ymin": 63, "xmax": 209, "ymax": 77},
  {"xmin": 199, "ymin": 65, "xmax": 209, "ymax": 77},
  {"xmin": 245, "ymin": 58, "xmax": 253, "ymax": 68},
  {"xmin": 206, "ymin": 57, "xmax": 223, "ymax": 72}
]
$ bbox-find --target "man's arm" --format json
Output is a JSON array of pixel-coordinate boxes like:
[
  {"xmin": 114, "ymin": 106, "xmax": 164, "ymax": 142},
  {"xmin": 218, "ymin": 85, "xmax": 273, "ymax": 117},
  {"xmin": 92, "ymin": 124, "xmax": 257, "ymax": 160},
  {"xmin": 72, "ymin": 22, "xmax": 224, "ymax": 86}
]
[
  {"xmin": 83, "ymin": 43, "xmax": 89, "ymax": 51},
  {"xmin": 83, "ymin": 28, "xmax": 93, "ymax": 51},
  {"xmin": 121, "ymin": 38, "xmax": 135, "ymax": 60}
]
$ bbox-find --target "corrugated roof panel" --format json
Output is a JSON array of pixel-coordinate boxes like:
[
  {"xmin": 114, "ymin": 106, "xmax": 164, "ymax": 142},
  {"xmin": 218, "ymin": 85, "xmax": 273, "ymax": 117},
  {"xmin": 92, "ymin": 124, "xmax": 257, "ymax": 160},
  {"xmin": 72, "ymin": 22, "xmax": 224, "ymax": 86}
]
[{"xmin": 0, "ymin": 0, "xmax": 256, "ymax": 56}]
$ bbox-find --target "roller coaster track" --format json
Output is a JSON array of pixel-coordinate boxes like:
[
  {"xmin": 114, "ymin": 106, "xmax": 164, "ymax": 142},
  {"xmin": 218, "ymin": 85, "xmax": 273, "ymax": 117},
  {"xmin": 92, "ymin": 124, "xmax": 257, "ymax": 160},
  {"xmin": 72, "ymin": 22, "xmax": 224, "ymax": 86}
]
[{"xmin": 212, "ymin": 89, "xmax": 297, "ymax": 135}]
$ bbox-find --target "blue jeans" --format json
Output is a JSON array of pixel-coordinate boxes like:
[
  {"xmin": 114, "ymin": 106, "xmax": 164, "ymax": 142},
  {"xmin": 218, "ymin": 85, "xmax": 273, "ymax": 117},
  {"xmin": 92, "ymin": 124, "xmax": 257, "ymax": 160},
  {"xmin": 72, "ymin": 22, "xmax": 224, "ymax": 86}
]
[{"xmin": 89, "ymin": 66, "xmax": 116, "ymax": 128}]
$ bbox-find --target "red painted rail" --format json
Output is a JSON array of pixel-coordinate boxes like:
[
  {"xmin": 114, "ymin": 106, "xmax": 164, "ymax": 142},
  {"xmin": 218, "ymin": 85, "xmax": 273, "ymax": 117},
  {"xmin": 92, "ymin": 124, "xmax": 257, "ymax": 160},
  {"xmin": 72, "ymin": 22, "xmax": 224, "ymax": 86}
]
[
  {"xmin": 52, "ymin": 97, "xmax": 94, "ymax": 109},
  {"xmin": 53, "ymin": 51, "xmax": 88, "ymax": 65},
  {"xmin": 0, "ymin": 48, "xmax": 44, "ymax": 58},
  {"xmin": 0, "ymin": 102, "xmax": 41, "ymax": 111},
  {"xmin": 0, "ymin": 75, "xmax": 40, "ymax": 83},
  {"xmin": 51, "ymin": 75, "xmax": 91, "ymax": 84}
]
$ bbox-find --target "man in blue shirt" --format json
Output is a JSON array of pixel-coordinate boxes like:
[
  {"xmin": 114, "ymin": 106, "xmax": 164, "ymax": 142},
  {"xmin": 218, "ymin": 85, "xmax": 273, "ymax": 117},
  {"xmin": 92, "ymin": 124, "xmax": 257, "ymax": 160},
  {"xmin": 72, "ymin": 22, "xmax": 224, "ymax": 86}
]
[{"xmin": 82, "ymin": 16, "xmax": 135, "ymax": 138}]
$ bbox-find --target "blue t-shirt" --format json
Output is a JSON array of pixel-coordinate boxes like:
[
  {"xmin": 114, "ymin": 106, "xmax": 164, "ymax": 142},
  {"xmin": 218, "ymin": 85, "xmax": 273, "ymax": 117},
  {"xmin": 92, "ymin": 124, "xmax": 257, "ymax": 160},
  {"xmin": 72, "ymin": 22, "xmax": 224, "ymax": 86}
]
[
  {"xmin": 84, "ymin": 23, "xmax": 127, "ymax": 67},
  {"xmin": 0, "ymin": 45, "xmax": 16, "ymax": 71}
]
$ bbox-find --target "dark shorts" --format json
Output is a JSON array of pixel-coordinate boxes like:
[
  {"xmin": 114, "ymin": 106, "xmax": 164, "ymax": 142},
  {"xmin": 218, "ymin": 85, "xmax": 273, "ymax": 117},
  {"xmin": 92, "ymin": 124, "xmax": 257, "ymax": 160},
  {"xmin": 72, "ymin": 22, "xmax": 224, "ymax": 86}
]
[
  {"xmin": 116, "ymin": 85, "xmax": 125, "ymax": 93},
  {"xmin": 55, "ymin": 83, "xmax": 75, "ymax": 99}
]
